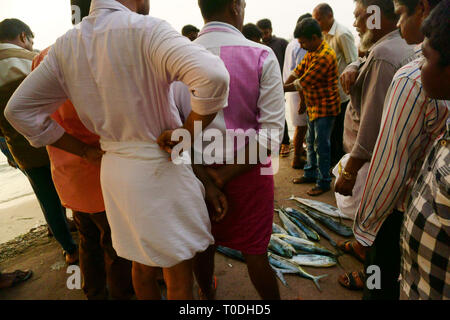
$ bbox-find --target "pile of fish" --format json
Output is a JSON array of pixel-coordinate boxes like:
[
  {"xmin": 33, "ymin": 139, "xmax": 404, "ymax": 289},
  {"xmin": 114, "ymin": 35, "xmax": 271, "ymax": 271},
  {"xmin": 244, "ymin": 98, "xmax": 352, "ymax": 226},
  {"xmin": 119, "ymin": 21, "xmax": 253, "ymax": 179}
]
[{"xmin": 216, "ymin": 197, "xmax": 355, "ymax": 292}]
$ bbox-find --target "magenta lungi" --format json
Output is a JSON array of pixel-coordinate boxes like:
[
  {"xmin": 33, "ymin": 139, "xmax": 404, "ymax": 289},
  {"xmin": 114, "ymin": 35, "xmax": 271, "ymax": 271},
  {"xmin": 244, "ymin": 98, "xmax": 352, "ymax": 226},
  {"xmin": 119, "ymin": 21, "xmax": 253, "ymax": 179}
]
[{"xmin": 210, "ymin": 163, "xmax": 274, "ymax": 255}]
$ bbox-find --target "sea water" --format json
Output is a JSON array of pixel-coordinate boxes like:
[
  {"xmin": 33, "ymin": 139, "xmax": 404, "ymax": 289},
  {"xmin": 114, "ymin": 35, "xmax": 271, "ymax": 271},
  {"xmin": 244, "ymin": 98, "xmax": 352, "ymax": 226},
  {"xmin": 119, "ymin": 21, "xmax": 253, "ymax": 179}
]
[{"xmin": 0, "ymin": 154, "xmax": 34, "ymax": 207}]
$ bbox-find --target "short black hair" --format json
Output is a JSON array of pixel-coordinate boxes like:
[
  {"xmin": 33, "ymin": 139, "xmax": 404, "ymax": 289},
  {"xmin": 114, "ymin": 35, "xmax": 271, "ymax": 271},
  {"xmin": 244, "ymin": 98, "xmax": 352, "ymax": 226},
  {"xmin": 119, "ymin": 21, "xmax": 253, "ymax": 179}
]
[
  {"xmin": 297, "ymin": 13, "xmax": 312, "ymax": 24},
  {"xmin": 182, "ymin": 25, "xmax": 200, "ymax": 36},
  {"xmin": 355, "ymin": 0, "xmax": 398, "ymax": 22},
  {"xmin": 257, "ymin": 19, "xmax": 272, "ymax": 30},
  {"xmin": 294, "ymin": 18, "xmax": 323, "ymax": 39},
  {"xmin": 198, "ymin": 0, "xmax": 233, "ymax": 19},
  {"xmin": 242, "ymin": 23, "xmax": 262, "ymax": 40},
  {"xmin": 315, "ymin": 3, "xmax": 334, "ymax": 17},
  {"xmin": 394, "ymin": 0, "xmax": 442, "ymax": 15},
  {"xmin": 0, "ymin": 18, "xmax": 34, "ymax": 42},
  {"xmin": 421, "ymin": 0, "xmax": 450, "ymax": 66}
]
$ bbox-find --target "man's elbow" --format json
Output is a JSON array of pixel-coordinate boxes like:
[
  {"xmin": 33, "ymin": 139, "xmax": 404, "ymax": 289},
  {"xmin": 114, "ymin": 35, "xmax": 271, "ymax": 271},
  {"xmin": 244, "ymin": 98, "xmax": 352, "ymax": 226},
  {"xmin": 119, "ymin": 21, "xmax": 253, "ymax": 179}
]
[
  {"xmin": 202, "ymin": 60, "xmax": 230, "ymax": 94},
  {"xmin": 4, "ymin": 99, "xmax": 20, "ymax": 127}
]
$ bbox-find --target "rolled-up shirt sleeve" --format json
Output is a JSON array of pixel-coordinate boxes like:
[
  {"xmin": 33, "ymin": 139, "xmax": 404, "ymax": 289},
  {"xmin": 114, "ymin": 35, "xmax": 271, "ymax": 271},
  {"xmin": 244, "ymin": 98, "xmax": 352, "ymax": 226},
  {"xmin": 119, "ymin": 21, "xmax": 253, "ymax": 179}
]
[
  {"xmin": 148, "ymin": 21, "xmax": 230, "ymax": 116},
  {"xmin": 257, "ymin": 52, "xmax": 285, "ymax": 150},
  {"xmin": 4, "ymin": 47, "xmax": 67, "ymax": 148},
  {"xmin": 350, "ymin": 59, "xmax": 396, "ymax": 160}
]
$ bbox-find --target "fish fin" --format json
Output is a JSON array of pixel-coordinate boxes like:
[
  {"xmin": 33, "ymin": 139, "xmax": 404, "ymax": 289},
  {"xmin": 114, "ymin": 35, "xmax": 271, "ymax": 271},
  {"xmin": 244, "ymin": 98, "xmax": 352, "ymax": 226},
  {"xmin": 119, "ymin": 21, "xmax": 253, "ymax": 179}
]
[
  {"xmin": 313, "ymin": 274, "xmax": 328, "ymax": 292},
  {"xmin": 272, "ymin": 267, "xmax": 289, "ymax": 288}
]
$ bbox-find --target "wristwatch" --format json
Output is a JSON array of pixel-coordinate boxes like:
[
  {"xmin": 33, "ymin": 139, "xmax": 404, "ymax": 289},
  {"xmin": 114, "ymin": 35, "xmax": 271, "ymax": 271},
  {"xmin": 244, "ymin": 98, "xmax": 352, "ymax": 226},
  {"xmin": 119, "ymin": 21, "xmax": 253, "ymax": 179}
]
[{"xmin": 338, "ymin": 162, "xmax": 357, "ymax": 181}]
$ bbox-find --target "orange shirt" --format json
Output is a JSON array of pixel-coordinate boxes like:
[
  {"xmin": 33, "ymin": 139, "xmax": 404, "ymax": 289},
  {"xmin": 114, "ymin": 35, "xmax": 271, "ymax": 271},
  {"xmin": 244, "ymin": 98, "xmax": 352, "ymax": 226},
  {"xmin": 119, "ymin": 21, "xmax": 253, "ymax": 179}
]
[{"xmin": 32, "ymin": 48, "xmax": 105, "ymax": 213}]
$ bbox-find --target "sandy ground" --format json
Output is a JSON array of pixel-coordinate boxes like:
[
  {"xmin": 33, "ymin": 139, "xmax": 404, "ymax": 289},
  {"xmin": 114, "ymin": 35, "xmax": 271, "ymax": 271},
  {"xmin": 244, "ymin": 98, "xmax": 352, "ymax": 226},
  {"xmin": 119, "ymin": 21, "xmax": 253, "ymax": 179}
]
[{"xmin": 0, "ymin": 152, "xmax": 363, "ymax": 300}]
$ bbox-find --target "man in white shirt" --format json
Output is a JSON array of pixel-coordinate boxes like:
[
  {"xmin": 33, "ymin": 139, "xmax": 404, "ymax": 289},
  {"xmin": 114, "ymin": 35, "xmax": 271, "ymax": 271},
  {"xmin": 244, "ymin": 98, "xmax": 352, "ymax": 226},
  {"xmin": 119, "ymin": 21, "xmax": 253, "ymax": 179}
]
[
  {"xmin": 283, "ymin": 13, "xmax": 311, "ymax": 169},
  {"xmin": 313, "ymin": 3, "xmax": 358, "ymax": 167},
  {"xmin": 5, "ymin": 0, "xmax": 230, "ymax": 300}
]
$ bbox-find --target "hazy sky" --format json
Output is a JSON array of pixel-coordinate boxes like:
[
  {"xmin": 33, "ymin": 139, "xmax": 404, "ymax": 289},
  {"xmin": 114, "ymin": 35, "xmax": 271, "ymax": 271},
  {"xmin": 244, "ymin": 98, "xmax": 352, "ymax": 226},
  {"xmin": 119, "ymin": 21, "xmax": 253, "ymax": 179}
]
[{"xmin": 0, "ymin": 0, "xmax": 358, "ymax": 50}]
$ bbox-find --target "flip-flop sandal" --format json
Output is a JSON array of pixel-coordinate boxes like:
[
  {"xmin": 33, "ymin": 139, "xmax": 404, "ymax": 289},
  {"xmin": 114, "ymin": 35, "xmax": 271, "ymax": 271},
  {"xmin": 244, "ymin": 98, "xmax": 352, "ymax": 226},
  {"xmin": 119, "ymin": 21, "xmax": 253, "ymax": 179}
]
[
  {"xmin": 338, "ymin": 271, "xmax": 365, "ymax": 291},
  {"xmin": 198, "ymin": 276, "xmax": 217, "ymax": 300},
  {"xmin": 11, "ymin": 270, "xmax": 33, "ymax": 287},
  {"xmin": 337, "ymin": 240, "xmax": 365, "ymax": 263},
  {"xmin": 292, "ymin": 177, "xmax": 316, "ymax": 184},
  {"xmin": 307, "ymin": 186, "xmax": 331, "ymax": 197}
]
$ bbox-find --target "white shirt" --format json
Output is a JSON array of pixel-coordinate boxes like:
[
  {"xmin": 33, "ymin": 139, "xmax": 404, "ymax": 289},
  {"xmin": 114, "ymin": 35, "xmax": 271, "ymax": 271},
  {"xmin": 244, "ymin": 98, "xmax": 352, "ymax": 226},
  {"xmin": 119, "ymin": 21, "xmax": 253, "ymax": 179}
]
[
  {"xmin": 283, "ymin": 39, "xmax": 308, "ymax": 127},
  {"xmin": 5, "ymin": 0, "xmax": 230, "ymax": 148},
  {"xmin": 0, "ymin": 43, "xmax": 32, "ymax": 86},
  {"xmin": 323, "ymin": 20, "xmax": 358, "ymax": 103}
]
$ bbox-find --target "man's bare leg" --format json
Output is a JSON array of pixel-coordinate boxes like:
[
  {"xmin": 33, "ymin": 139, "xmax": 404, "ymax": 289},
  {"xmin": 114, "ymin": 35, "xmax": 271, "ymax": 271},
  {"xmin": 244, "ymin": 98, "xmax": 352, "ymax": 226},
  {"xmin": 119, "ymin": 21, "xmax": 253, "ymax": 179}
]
[
  {"xmin": 193, "ymin": 245, "xmax": 216, "ymax": 300},
  {"xmin": 244, "ymin": 253, "xmax": 280, "ymax": 300},
  {"xmin": 163, "ymin": 259, "xmax": 195, "ymax": 300},
  {"xmin": 292, "ymin": 126, "xmax": 307, "ymax": 169},
  {"xmin": 132, "ymin": 262, "xmax": 162, "ymax": 300}
]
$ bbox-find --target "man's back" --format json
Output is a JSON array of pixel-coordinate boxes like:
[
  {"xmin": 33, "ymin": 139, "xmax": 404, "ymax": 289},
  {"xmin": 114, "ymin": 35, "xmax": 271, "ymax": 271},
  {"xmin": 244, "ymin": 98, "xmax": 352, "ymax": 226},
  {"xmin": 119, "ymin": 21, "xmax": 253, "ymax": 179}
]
[{"xmin": 28, "ymin": 0, "xmax": 228, "ymax": 146}]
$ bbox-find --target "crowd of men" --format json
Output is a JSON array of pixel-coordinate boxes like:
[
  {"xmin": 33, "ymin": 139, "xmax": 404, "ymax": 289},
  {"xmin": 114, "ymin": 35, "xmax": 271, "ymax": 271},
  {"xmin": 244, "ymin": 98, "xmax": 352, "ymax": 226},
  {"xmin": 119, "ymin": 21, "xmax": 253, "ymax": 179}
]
[{"xmin": 0, "ymin": 0, "xmax": 448, "ymax": 301}]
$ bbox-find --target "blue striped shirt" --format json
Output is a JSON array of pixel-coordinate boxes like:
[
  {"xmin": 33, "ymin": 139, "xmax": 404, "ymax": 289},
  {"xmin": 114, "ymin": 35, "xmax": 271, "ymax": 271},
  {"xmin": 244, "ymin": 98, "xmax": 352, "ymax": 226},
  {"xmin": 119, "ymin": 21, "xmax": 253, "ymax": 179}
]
[{"xmin": 354, "ymin": 55, "xmax": 449, "ymax": 246}]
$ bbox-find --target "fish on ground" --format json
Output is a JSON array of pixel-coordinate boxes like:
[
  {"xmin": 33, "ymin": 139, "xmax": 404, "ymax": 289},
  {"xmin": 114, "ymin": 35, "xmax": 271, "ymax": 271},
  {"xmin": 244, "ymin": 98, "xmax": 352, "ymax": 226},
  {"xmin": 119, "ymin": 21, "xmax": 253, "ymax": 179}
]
[
  {"xmin": 289, "ymin": 196, "xmax": 351, "ymax": 220},
  {"xmin": 281, "ymin": 208, "xmax": 320, "ymax": 242},
  {"xmin": 273, "ymin": 233, "xmax": 336, "ymax": 256},
  {"xmin": 268, "ymin": 235, "xmax": 297, "ymax": 258},
  {"xmin": 216, "ymin": 246, "xmax": 245, "ymax": 262},
  {"xmin": 290, "ymin": 254, "xmax": 337, "ymax": 268},
  {"xmin": 268, "ymin": 252, "xmax": 328, "ymax": 291},
  {"xmin": 295, "ymin": 204, "xmax": 353, "ymax": 237},
  {"xmin": 272, "ymin": 223, "xmax": 289, "ymax": 235},
  {"xmin": 285, "ymin": 207, "xmax": 338, "ymax": 248},
  {"xmin": 276, "ymin": 209, "xmax": 308, "ymax": 240}
]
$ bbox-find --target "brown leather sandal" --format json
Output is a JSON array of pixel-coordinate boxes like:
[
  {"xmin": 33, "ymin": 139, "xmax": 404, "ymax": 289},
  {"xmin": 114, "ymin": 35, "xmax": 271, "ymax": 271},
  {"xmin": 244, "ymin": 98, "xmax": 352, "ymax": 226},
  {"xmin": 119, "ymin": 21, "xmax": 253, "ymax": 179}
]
[
  {"xmin": 337, "ymin": 240, "xmax": 366, "ymax": 263},
  {"xmin": 338, "ymin": 271, "xmax": 365, "ymax": 291}
]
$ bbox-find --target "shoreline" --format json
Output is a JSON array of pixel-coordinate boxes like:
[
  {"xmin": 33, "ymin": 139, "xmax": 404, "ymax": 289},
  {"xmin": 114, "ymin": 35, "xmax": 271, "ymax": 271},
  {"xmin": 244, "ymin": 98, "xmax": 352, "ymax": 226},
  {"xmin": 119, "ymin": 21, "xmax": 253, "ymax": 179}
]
[{"xmin": 0, "ymin": 195, "xmax": 46, "ymax": 245}]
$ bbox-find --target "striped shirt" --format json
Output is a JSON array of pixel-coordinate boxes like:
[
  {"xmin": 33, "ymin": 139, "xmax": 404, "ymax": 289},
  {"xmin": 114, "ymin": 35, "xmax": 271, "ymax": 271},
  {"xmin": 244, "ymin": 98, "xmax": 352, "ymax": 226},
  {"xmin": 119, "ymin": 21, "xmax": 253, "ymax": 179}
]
[
  {"xmin": 400, "ymin": 121, "xmax": 450, "ymax": 299},
  {"xmin": 354, "ymin": 56, "xmax": 449, "ymax": 246}
]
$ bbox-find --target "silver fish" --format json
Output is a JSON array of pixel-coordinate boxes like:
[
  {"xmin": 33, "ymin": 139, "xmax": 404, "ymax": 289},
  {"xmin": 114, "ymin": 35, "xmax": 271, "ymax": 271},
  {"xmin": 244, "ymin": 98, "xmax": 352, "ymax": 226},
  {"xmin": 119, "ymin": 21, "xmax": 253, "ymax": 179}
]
[
  {"xmin": 270, "ymin": 265, "xmax": 298, "ymax": 288},
  {"xmin": 296, "ymin": 204, "xmax": 354, "ymax": 238},
  {"xmin": 282, "ymin": 208, "xmax": 320, "ymax": 241},
  {"xmin": 268, "ymin": 252, "xmax": 328, "ymax": 291},
  {"xmin": 276, "ymin": 209, "xmax": 308, "ymax": 239},
  {"xmin": 272, "ymin": 223, "xmax": 289, "ymax": 235},
  {"xmin": 290, "ymin": 254, "xmax": 337, "ymax": 268},
  {"xmin": 269, "ymin": 235, "xmax": 297, "ymax": 258},
  {"xmin": 285, "ymin": 207, "xmax": 338, "ymax": 248},
  {"xmin": 273, "ymin": 234, "xmax": 335, "ymax": 257},
  {"xmin": 289, "ymin": 196, "xmax": 351, "ymax": 220}
]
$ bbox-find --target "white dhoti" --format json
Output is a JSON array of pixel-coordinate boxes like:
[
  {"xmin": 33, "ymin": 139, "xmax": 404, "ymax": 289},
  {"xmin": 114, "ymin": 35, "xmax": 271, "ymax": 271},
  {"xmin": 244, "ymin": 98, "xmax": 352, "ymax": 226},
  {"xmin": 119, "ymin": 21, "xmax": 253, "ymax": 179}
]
[
  {"xmin": 100, "ymin": 141, "xmax": 214, "ymax": 268},
  {"xmin": 286, "ymin": 92, "xmax": 307, "ymax": 127}
]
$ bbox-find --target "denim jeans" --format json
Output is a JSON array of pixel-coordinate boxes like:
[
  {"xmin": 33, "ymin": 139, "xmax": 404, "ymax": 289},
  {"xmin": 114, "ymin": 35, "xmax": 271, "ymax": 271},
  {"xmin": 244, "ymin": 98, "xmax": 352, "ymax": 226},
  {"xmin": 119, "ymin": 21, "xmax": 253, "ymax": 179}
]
[
  {"xmin": 24, "ymin": 165, "xmax": 77, "ymax": 254},
  {"xmin": 303, "ymin": 116, "xmax": 336, "ymax": 190}
]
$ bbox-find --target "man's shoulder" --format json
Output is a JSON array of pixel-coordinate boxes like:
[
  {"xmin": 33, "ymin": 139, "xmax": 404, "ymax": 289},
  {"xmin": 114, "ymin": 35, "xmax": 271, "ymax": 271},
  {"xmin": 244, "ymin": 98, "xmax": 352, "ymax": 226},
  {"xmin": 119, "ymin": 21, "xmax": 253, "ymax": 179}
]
[
  {"xmin": 393, "ymin": 58, "xmax": 422, "ymax": 83},
  {"xmin": 371, "ymin": 31, "xmax": 415, "ymax": 64},
  {"xmin": 335, "ymin": 21, "xmax": 354, "ymax": 38},
  {"xmin": 0, "ymin": 47, "xmax": 37, "ymax": 62},
  {"xmin": 273, "ymin": 36, "xmax": 289, "ymax": 45}
]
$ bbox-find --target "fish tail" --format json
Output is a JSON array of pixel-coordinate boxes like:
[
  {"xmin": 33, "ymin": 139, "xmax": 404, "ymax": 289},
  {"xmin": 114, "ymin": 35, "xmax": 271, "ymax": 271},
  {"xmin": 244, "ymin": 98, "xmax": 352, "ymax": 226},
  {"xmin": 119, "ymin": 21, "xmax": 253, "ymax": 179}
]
[
  {"xmin": 313, "ymin": 274, "xmax": 328, "ymax": 292},
  {"xmin": 273, "ymin": 268, "xmax": 289, "ymax": 288}
]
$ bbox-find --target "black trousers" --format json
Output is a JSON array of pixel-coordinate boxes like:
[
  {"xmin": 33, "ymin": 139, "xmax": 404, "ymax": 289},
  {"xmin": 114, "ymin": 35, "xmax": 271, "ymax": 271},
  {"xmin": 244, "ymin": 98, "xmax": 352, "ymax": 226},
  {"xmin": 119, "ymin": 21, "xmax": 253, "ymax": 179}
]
[
  {"xmin": 363, "ymin": 209, "xmax": 404, "ymax": 300},
  {"xmin": 330, "ymin": 101, "xmax": 349, "ymax": 167},
  {"xmin": 282, "ymin": 120, "xmax": 290, "ymax": 145}
]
